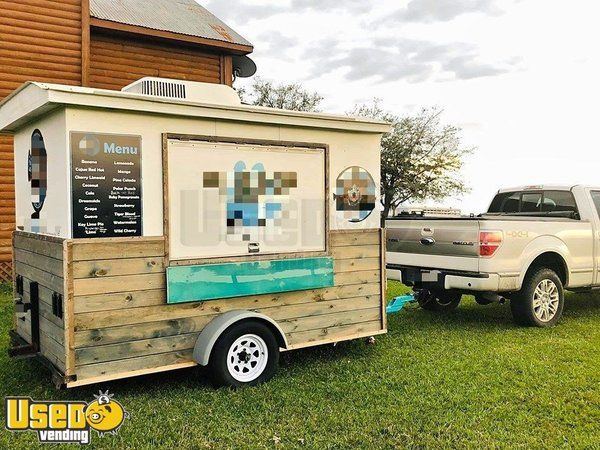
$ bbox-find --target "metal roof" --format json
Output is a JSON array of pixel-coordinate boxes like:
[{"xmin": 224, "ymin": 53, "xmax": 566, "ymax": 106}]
[{"xmin": 90, "ymin": 0, "xmax": 252, "ymax": 49}]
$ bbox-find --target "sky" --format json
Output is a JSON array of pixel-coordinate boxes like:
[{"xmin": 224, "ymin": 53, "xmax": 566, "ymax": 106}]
[{"xmin": 202, "ymin": 0, "xmax": 600, "ymax": 214}]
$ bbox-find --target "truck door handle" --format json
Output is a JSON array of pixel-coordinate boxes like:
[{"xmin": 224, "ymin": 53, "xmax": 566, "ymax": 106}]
[{"xmin": 420, "ymin": 237, "xmax": 435, "ymax": 246}]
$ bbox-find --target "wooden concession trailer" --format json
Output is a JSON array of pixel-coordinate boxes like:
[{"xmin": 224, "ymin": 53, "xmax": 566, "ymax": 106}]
[{"xmin": 0, "ymin": 79, "xmax": 390, "ymax": 388}]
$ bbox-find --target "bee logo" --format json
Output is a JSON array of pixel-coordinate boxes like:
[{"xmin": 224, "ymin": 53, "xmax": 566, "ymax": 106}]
[{"xmin": 85, "ymin": 391, "xmax": 129, "ymax": 437}]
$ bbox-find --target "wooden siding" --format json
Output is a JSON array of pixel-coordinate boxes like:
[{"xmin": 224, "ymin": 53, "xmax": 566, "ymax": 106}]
[
  {"xmin": 0, "ymin": 137, "xmax": 14, "ymax": 266},
  {"xmin": 0, "ymin": 0, "xmax": 83, "ymax": 273},
  {"xmin": 0, "ymin": 13, "xmax": 237, "ymax": 279},
  {"xmin": 13, "ymin": 232, "xmax": 67, "ymax": 373},
  {"xmin": 69, "ymin": 230, "xmax": 386, "ymax": 384},
  {"xmin": 89, "ymin": 30, "xmax": 223, "ymax": 91}
]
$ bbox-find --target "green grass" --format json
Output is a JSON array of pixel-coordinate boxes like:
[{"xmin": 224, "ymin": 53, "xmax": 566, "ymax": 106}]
[{"xmin": 0, "ymin": 281, "xmax": 599, "ymax": 449}]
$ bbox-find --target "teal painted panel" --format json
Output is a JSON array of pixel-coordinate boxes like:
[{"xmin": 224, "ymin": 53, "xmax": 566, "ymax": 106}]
[{"xmin": 167, "ymin": 257, "xmax": 334, "ymax": 304}]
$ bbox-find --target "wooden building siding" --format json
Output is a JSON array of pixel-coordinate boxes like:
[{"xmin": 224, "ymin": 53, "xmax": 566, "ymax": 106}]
[
  {"xmin": 0, "ymin": 2, "xmax": 239, "ymax": 280},
  {"xmin": 0, "ymin": 0, "xmax": 83, "ymax": 275},
  {"xmin": 89, "ymin": 30, "xmax": 225, "ymax": 91}
]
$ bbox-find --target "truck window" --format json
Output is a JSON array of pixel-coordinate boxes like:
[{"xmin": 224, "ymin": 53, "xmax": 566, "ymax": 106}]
[
  {"xmin": 488, "ymin": 190, "xmax": 576, "ymax": 215},
  {"xmin": 590, "ymin": 191, "xmax": 600, "ymax": 217},
  {"xmin": 488, "ymin": 192, "xmax": 520, "ymax": 213},
  {"xmin": 521, "ymin": 192, "xmax": 542, "ymax": 212},
  {"xmin": 541, "ymin": 190, "xmax": 577, "ymax": 213}
]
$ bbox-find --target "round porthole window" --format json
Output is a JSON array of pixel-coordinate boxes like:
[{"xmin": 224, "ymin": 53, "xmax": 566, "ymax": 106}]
[{"xmin": 334, "ymin": 166, "xmax": 376, "ymax": 223}]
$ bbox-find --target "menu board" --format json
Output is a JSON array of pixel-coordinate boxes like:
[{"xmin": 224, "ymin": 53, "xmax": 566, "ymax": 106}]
[{"xmin": 70, "ymin": 132, "xmax": 142, "ymax": 238}]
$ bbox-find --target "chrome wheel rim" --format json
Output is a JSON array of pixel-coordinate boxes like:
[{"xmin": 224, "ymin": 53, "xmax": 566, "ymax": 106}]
[
  {"xmin": 226, "ymin": 334, "xmax": 268, "ymax": 382},
  {"xmin": 533, "ymin": 279, "xmax": 560, "ymax": 322}
]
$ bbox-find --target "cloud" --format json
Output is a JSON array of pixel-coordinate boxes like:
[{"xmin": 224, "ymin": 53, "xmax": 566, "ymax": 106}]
[
  {"xmin": 201, "ymin": 0, "xmax": 519, "ymax": 84},
  {"xmin": 202, "ymin": 1, "xmax": 287, "ymax": 22},
  {"xmin": 306, "ymin": 39, "xmax": 519, "ymax": 83},
  {"xmin": 384, "ymin": 0, "xmax": 503, "ymax": 24},
  {"xmin": 203, "ymin": 0, "xmax": 370, "ymax": 23},
  {"xmin": 203, "ymin": 0, "xmax": 506, "ymax": 25},
  {"xmin": 253, "ymin": 31, "xmax": 299, "ymax": 61},
  {"xmin": 290, "ymin": 0, "xmax": 371, "ymax": 13}
]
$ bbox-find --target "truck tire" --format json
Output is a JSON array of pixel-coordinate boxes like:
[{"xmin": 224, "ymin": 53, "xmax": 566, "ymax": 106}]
[
  {"xmin": 208, "ymin": 320, "xmax": 279, "ymax": 388},
  {"xmin": 416, "ymin": 289, "xmax": 462, "ymax": 312},
  {"xmin": 510, "ymin": 268, "xmax": 564, "ymax": 327}
]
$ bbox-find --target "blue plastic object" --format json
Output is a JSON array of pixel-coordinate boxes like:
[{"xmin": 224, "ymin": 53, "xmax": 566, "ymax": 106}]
[{"xmin": 386, "ymin": 295, "xmax": 415, "ymax": 314}]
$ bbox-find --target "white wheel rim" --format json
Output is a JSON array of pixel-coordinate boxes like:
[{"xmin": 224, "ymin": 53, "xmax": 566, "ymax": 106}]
[
  {"xmin": 226, "ymin": 334, "xmax": 269, "ymax": 382},
  {"xmin": 533, "ymin": 279, "xmax": 560, "ymax": 322}
]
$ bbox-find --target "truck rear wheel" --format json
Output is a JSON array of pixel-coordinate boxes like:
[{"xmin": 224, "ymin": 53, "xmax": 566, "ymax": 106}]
[
  {"xmin": 510, "ymin": 268, "xmax": 564, "ymax": 327},
  {"xmin": 208, "ymin": 320, "xmax": 279, "ymax": 388},
  {"xmin": 416, "ymin": 289, "xmax": 461, "ymax": 312}
]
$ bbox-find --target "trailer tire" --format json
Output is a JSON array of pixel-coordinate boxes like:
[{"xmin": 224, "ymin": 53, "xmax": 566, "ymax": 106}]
[
  {"xmin": 208, "ymin": 320, "xmax": 279, "ymax": 388},
  {"xmin": 416, "ymin": 289, "xmax": 461, "ymax": 312},
  {"xmin": 510, "ymin": 268, "xmax": 564, "ymax": 327}
]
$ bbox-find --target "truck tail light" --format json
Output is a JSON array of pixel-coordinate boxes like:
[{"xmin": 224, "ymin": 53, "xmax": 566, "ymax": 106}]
[{"xmin": 479, "ymin": 231, "xmax": 502, "ymax": 257}]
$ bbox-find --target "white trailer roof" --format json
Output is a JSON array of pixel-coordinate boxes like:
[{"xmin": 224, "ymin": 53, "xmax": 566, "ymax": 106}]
[{"xmin": 0, "ymin": 82, "xmax": 391, "ymax": 135}]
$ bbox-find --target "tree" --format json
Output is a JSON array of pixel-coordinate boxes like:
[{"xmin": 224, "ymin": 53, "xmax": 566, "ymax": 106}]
[
  {"xmin": 350, "ymin": 101, "xmax": 472, "ymax": 218},
  {"xmin": 238, "ymin": 77, "xmax": 323, "ymax": 112}
]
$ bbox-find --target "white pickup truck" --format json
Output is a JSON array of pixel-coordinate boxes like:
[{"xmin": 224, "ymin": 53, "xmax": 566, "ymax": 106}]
[{"xmin": 386, "ymin": 185, "xmax": 600, "ymax": 327}]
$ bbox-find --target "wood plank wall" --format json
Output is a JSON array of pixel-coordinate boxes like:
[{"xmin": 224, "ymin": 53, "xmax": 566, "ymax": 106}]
[
  {"xmin": 0, "ymin": 0, "xmax": 83, "ymax": 276},
  {"xmin": 13, "ymin": 232, "xmax": 66, "ymax": 372},
  {"xmin": 0, "ymin": 12, "xmax": 233, "ymax": 280},
  {"xmin": 69, "ymin": 230, "xmax": 385, "ymax": 383},
  {"xmin": 89, "ymin": 30, "xmax": 223, "ymax": 91}
]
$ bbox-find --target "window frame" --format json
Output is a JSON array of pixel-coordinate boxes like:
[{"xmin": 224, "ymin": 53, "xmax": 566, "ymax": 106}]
[
  {"xmin": 489, "ymin": 189, "xmax": 579, "ymax": 217},
  {"xmin": 589, "ymin": 190, "xmax": 600, "ymax": 219}
]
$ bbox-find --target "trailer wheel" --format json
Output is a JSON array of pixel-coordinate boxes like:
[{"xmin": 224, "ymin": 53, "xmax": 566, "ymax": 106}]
[
  {"xmin": 416, "ymin": 289, "xmax": 461, "ymax": 312},
  {"xmin": 208, "ymin": 320, "xmax": 279, "ymax": 388},
  {"xmin": 510, "ymin": 268, "xmax": 564, "ymax": 327}
]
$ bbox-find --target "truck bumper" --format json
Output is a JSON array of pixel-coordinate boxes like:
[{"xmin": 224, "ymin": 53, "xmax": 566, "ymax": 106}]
[
  {"xmin": 444, "ymin": 274, "xmax": 500, "ymax": 291},
  {"xmin": 387, "ymin": 268, "xmax": 402, "ymax": 282},
  {"xmin": 387, "ymin": 265, "xmax": 500, "ymax": 292}
]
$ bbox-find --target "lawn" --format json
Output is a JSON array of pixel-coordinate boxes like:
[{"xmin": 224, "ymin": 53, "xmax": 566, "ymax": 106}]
[{"xmin": 0, "ymin": 281, "xmax": 599, "ymax": 449}]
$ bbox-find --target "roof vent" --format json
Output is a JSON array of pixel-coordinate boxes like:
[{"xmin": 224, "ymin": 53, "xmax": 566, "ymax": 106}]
[{"xmin": 121, "ymin": 77, "xmax": 241, "ymax": 106}]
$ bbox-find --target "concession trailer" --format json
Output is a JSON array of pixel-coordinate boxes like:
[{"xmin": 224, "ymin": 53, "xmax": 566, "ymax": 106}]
[{"xmin": 0, "ymin": 78, "xmax": 390, "ymax": 388}]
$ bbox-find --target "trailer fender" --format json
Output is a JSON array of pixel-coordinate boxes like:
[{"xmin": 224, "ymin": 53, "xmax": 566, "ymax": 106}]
[{"xmin": 193, "ymin": 310, "xmax": 288, "ymax": 366}]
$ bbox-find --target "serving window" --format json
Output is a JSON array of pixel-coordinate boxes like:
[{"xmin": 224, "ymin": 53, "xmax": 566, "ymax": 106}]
[{"xmin": 164, "ymin": 137, "xmax": 327, "ymax": 263}]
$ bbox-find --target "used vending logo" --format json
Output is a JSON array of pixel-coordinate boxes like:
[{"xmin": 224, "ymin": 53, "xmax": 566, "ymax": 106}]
[{"xmin": 5, "ymin": 391, "xmax": 129, "ymax": 444}]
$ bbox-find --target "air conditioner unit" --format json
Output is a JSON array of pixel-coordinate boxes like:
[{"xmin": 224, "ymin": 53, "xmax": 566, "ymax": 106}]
[{"xmin": 121, "ymin": 77, "xmax": 241, "ymax": 106}]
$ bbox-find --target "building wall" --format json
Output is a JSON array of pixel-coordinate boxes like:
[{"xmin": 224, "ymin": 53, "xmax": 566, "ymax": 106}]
[
  {"xmin": 89, "ymin": 30, "xmax": 226, "ymax": 91},
  {"xmin": 0, "ymin": 0, "xmax": 83, "ymax": 276},
  {"xmin": 0, "ymin": 1, "xmax": 236, "ymax": 280}
]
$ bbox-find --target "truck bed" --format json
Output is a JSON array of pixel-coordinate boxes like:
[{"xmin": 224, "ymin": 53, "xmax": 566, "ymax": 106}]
[{"xmin": 385, "ymin": 214, "xmax": 584, "ymax": 273}]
